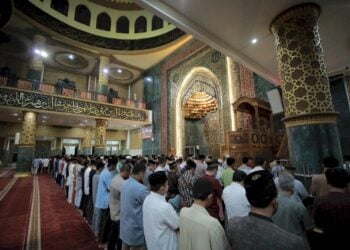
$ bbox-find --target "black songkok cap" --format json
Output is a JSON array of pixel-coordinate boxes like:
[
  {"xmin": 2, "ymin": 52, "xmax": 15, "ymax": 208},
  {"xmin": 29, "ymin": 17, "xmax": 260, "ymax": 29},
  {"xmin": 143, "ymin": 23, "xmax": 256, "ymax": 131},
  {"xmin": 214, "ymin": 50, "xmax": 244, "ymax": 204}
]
[
  {"xmin": 148, "ymin": 171, "xmax": 167, "ymax": 187},
  {"xmin": 192, "ymin": 178, "xmax": 214, "ymax": 200},
  {"xmin": 244, "ymin": 170, "xmax": 277, "ymax": 208}
]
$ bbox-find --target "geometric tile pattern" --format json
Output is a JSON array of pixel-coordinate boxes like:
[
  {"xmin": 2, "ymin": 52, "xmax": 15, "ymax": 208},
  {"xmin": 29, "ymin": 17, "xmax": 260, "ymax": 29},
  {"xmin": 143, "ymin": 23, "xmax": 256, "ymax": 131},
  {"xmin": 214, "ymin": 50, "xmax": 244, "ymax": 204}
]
[
  {"xmin": 271, "ymin": 3, "xmax": 334, "ymax": 117},
  {"xmin": 239, "ymin": 65, "xmax": 255, "ymax": 98},
  {"xmin": 20, "ymin": 111, "xmax": 37, "ymax": 145},
  {"xmin": 82, "ymin": 126, "xmax": 92, "ymax": 148},
  {"xmin": 95, "ymin": 119, "xmax": 107, "ymax": 146}
]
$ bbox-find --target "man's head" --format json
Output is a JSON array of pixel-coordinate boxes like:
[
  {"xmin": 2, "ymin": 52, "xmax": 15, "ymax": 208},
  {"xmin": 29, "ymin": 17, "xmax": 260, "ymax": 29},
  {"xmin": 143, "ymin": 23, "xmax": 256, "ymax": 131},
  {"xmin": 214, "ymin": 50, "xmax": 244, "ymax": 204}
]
[
  {"xmin": 227, "ymin": 157, "xmax": 235, "ymax": 168},
  {"xmin": 243, "ymin": 156, "xmax": 255, "ymax": 168},
  {"xmin": 192, "ymin": 178, "xmax": 214, "ymax": 208},
  {"xmin": 149, "ymin": 171, "xmax": 168, "ymax": 195},
  {"xmin": 147, "ymin": 159, "xmax": 157, "ymax": 171},
  {"xmin": 232, "ymin": 170, "xmax": 247, "ymax": 184},
  {"xmin": 255, "ymin": 157, "xmax": 266, "ymax": 167},
  {"xmin": 198, "ymin": 155, "xmax": 206, "ymax": 162},
  {"xmin": 96, "ymin": 161, "xmax": 104, "ymax": 172},
  {"xmin": 325, "ymin": 167, "xmax": 350, "ymax": 189},
  {"xmin": 119, "ymin": 163, "xmax": 132, "ymax": 180},
  {"xmin": 244, "ymin": 170, "xmax": 277, "ymax": 212},
  {"xmin": 107, "ymin": 158, "xmax": 117, "ymax": 171},
  {"xmin": 206, "ymin": 163, "xmax": 218, "ymax": 176},
  {"xmin": 323, "ymin": 156, "xmax": 339, "ymax": 169},
  {"xmin": 186, "ymin": 159, "xmax": 196, "ymax": 173},
  {"xmin": 278, "ymin": 172, "xmax": 295, "ymax": 193},
  {"xmin": 158, "ymin": 157, "xmax": 166, "ymax": 167},
  {"xmin": 132, "ymin": 162, "xmax": 147, "ymax": 182},
  {"xmin": 169, "ymin": 161, "xmax": 178, "ymax": 173}
]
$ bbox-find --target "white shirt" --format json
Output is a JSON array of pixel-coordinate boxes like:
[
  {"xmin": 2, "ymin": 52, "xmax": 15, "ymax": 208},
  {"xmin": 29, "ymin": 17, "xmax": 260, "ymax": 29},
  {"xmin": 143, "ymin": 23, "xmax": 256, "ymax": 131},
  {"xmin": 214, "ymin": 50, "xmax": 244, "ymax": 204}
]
[
  {"xmin": 238, "ymin": 164, "xmax": 251, "ymax": 174},
  {"xmin": 143, "ymin": 192, "xmax": 179, "ymax": 250},
  {"xmin": 84, "ymin": 166, "xmax": 92, "ymax": 195},
  {"xmin": 179, "ymin": 204, "xmax": 229, "ymax": 250},
  {"xmin": 155, "ymin": 165, "xmax": 170, "ymax": 173},
  {"xmin": 42, "ymin": 158, "xmax": 50, "ymax": 167},
  {"xmin": 222, "ymin": 182, "xmax": 250, "ymax": 219},
  {"xmin": 66, "ymin": 163, "xmax": 75, "ymax": 186}
]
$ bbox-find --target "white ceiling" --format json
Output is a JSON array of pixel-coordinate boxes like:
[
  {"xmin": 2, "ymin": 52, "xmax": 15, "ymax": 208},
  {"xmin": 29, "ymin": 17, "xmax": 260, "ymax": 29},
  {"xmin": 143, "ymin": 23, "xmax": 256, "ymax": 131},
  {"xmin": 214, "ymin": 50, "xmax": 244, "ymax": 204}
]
[{"xmin": 135, "ymin": 0, "xmax": 350, "ymax": 84}]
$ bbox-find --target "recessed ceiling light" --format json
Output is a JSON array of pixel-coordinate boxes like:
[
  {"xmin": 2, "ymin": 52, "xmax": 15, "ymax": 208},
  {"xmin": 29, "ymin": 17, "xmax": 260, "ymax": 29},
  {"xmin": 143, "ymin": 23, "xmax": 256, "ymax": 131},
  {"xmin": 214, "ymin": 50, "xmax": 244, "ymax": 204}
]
[
  {"xmin": 68, "ymin": 54, "xmax": 75, "ymax": 60},
  {"xmin": 103, "ymin": 68, "xmax": 109, "ymax": 74},
  {"xmin": 18, "ymin": 118, "xmax": 21, "ymax": 121},
  {"xmin": 117, "ymin": 68, "xmax": 123, "ymax": 74},
  {"xmin": 83, "ymin": 120, "xmax": 88, "ymax": 123},
  {"xmin": 80, "ymin": 123, "xmax": 84, "ymax": 126},
  {"xmin": 145, "ymin": 76, "xmax": 152, "ymax": 82},
  {"xmin": 42, "ymin": 115, "xmax": 48, "ymax": 119},
  {"xmin": 12, "ymin": 113, "xmax": 18, "ymax": 116},
  {"xmin": 251, "ymin": 38, "xmax": 258, "ymax": 44},
  {"xmin": 42, "ymin": 120, "xmax": 46, "ymax": 123}
]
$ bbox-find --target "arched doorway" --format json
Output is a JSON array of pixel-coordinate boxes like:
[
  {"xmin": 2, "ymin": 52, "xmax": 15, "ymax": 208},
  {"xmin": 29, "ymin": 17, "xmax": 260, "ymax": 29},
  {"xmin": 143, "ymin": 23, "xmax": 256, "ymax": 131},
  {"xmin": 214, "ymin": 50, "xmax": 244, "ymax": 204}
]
[{"xmin": 175, "ymin": 67, "xmax": 223, "ymax": 158}]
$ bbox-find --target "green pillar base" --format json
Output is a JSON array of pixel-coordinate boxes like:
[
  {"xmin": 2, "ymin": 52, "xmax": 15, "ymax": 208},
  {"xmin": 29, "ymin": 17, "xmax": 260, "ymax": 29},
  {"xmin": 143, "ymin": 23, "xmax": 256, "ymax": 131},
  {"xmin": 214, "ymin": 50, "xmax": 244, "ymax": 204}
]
[
  {"xmin": 94, "ymin": 147, "xmax": 106, "ymax": 156},
  {"xmin": 286, "ymin": 123, "xmax": 342, "ymax": 175},
  {"xmin": 82, "ymin": 148, "xmax": 92, "ymax": 156},
  {"xmin": 16, "ymin": 146, "xmax": 35, "ymax": 172}
]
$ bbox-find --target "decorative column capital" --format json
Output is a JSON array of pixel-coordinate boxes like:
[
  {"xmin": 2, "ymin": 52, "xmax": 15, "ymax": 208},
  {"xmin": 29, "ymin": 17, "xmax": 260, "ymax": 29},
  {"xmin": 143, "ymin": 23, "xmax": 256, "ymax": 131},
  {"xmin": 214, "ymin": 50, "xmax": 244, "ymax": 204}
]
[
  {"xmin": 270, "ymin": 3, "xmax": 320, "ymax": 34},
  {"xmin": 282, "ymin": 112, "xmax": 339, "ymax": 128}
]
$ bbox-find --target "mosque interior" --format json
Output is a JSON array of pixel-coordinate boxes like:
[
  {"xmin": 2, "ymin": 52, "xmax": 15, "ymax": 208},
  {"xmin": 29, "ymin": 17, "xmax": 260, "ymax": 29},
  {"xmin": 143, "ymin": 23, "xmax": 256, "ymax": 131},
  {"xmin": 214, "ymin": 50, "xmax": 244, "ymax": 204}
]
[{"xmin": 0, "ymin": 0, "xmax": 349, "ymax": 176}]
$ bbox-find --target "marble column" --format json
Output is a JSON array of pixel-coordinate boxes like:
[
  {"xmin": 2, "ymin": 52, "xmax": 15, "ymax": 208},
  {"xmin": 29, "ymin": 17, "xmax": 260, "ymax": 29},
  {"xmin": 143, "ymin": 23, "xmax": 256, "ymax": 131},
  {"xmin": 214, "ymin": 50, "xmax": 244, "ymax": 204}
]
[
  {"xmin": 28, "ymin": 34, "xmax": 46, "ymax": 84},
  {"xmin": 270, "ymin": 3, "xmax": 342, "ymax": 174},
  {"xmin": 97, "ymin": 55, "xmax": 110, "ymax": 95},
  {"xmin": 17, "ymin": 111, "xmax": 37, "ymax": 172},
  {"xmin": 94, "ymin": 119, "xmax": 107, "ymax": 156},
  {"xmin": 82, "ymin": 126, "xmax": 92, "ymax": 155}
]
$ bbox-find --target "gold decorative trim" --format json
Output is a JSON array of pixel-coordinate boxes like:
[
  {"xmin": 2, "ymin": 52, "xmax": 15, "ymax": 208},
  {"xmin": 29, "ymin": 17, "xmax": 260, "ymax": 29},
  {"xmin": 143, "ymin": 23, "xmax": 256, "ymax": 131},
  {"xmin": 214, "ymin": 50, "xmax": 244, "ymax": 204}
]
[
  {"xmin": 18, "ymin": 144, "xmax": 36, "ymax": 148},
  {"xmin": 270, "ymin": 3, "xmax": 320, "ymax": 33},
  {"xmin": 283, "ymin": 112, "xmax": 339, "ymax": 128}
]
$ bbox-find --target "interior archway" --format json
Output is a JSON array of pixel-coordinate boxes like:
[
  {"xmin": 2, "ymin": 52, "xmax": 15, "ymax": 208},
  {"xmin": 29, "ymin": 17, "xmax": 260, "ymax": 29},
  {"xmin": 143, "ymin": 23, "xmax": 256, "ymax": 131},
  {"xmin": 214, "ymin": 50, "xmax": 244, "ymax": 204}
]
[{"xmin": 175, "ymin": 67, "xmax": 223, "ymax": 158}]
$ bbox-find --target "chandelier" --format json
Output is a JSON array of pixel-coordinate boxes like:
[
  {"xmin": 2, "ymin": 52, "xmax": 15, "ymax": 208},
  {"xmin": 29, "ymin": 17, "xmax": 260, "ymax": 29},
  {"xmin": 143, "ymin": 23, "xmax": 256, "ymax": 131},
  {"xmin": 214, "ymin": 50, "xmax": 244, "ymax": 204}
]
[{"xmin": 183, "ymin": 92, "xmax": 218, "ymax": 119}]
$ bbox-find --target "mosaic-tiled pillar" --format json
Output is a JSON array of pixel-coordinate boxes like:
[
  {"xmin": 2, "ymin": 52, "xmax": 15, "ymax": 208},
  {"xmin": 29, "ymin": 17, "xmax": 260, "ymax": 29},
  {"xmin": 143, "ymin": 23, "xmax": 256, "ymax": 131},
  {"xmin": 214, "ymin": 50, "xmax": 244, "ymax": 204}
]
[
  {"xmin": 97, "ymin": 55, "xmax": 110, "ymax": 95},
  {"xmin": 17, "ymin": 111, "xmax": 37, "ymax": 172},
  {"xmin": 270, "ymin": 3, "xmax": 342, "ymax": 174},
  {"xmin": 28, "ymin": 34, "xmax": 46, "ymax": 83},
  {"xmin": 82, "ymin": 126, "xmax": 92, "ymax": 155},
  {"xmin": 94, "ymin": 119, "xmax": 107, "ymax": 156}
]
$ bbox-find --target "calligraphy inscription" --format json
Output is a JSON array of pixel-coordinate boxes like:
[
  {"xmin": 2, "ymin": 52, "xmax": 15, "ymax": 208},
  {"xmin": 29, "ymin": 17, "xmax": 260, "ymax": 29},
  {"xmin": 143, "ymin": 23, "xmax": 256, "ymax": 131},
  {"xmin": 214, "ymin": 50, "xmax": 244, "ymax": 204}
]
[{"xmin": 0, "ymin": 87, "xmax": 147, "ymax": 121}]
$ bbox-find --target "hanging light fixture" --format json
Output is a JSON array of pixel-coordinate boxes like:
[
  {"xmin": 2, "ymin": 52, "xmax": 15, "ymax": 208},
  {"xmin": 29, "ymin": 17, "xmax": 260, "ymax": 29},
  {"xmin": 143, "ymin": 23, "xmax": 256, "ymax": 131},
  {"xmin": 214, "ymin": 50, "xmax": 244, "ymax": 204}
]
[{"xmin": 183, "ymin": 92, "xmax": 218, "ymax": 119}]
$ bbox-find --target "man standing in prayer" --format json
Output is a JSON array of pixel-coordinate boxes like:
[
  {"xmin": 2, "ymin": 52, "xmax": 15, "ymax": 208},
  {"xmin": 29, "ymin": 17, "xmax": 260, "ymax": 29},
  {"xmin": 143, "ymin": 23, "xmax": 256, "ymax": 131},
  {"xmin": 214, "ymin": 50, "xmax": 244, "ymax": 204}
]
[
  {"xmin": 222, "ymin": 170, "xmax": 250, "ymax": 220},
  {"xmin": 238, "ymin": 156, "xmax": 254, "ymax": 174},
  {"xmin": 143, "ymin": 171, "xmax": 179, "ymax": 250},
  {"xmin": 311, "ymin": 156, "xmax": 339, "ymax": 197},
  {"xmin": 120, "ymin": 162, "xmax": 149, "ymax": 250},
  {"xmin": 95, "ymin": 158, "xmax": 116, "ymax": 243},
  {"xmin": 272, "ymin": 172, "xmax": 313, "ymax": 243},
  {"xmin": 178, "ymin": 159, "xmax": 197, "ymax": 207},
  {"xmin": 108, "ymin": 163, "xmax": 131, "ymax": 250},
  {"xmin": 227, "ymin": 170, "xmax": 308, "ymax": 250},
  {"xmin": 221, "ymin": 157, "xmax": 236, "ymax": 187},
  {"xmin": 313, "ymin": 167, "xmax": 350, "ymax": 250},
  {"xmin": 179, "ymin": 178, "xmax": 230, "ymax": 250}
]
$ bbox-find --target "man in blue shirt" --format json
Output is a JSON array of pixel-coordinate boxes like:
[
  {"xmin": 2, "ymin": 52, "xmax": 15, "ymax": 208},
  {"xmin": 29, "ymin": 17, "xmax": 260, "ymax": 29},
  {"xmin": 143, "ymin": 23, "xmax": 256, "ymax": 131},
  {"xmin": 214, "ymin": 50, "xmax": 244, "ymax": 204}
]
[
  {"xmin": 95, "ymin": 158, "xmax": 116, "ymax": 243},
  {"xmin": 120, "ymin": 162, "xmax": 149, "ymax": 250}
]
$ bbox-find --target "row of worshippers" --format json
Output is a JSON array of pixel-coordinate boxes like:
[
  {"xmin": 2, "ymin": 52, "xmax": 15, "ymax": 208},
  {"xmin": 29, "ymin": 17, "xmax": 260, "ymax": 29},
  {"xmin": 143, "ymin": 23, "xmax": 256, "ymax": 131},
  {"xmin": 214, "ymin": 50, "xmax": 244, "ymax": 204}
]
[{"xmin": 50, "ymin": 154, "xmax": 350, "ymax": 250}]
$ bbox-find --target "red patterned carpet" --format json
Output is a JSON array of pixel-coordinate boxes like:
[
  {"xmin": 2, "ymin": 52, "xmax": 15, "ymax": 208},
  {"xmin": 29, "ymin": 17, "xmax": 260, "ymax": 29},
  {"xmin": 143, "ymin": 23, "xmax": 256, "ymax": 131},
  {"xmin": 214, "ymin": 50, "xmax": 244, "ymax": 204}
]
[
  {"xmin": 0, "ymin": 169, "xmax": 15, "ymax": 191},
  {"xmin": 0, "ymin": 177, "xmax": 33, "ymax": 250},
  {"xmin": 39, "ymin": 175, "xmax": 99, "ymax": 250}
]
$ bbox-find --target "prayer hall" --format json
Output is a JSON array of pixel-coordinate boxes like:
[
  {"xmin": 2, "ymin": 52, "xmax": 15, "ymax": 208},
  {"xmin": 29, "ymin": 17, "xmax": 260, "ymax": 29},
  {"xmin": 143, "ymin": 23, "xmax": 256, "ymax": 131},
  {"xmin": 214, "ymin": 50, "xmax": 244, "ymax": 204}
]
[{"xmin": 0, "ymin": 0, "xmax": 349, "ymax": 250}]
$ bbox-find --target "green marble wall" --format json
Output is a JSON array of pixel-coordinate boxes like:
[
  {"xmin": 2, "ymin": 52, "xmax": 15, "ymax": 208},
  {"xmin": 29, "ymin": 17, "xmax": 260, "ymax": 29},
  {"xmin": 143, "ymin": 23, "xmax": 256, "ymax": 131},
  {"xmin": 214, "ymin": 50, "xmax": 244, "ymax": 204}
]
[
  {"xmin": 287, "ymin": 123, "xmax": 343, "ymax": 174},
  {"xmin": 17, "ymin": 146, "xmax": 35, "ymax": 172}
]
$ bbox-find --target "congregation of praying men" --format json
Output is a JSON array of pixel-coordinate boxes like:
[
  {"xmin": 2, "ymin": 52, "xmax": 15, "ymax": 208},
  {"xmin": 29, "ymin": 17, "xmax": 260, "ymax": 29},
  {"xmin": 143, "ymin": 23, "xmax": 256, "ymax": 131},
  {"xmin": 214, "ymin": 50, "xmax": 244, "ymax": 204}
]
[{"xmin": 36, "ymin": 153, "xmax": 350, "ymax": 250}]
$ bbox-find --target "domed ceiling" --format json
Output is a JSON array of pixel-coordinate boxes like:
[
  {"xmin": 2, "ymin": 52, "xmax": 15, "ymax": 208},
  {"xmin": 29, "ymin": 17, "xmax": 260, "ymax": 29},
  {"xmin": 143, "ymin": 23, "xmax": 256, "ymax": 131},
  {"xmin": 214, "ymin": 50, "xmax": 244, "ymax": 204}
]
[{"xmin": 13, "ymin": 0, "xmax": 185, "ymax": 51}]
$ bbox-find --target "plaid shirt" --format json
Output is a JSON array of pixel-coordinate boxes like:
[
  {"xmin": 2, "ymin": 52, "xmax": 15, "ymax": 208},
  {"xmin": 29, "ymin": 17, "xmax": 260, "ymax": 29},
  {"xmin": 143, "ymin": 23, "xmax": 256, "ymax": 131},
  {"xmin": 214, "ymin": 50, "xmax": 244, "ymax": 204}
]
[{"xmin": 178, "ymin": 170, "xmax": 197, "ymax": 207}]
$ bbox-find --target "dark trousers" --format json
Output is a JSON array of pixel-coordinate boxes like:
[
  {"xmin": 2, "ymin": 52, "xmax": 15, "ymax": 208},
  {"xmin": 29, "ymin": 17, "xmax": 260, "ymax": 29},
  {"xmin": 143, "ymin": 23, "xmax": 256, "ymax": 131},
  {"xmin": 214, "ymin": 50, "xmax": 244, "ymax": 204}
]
[
  {"xmin": 98, "ymin": 208, "xmax": 111, "ymax": 243},
  {"xmin": 108, "ymin": 220, "xmax": 122, "ymax": 250}
]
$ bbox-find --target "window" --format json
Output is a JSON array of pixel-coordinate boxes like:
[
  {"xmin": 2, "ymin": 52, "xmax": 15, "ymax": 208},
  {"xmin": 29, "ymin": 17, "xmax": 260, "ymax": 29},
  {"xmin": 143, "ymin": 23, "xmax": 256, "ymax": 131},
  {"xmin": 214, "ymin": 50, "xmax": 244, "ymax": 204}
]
[
  {"xmin": 116, "ymin": 16, "xmax": 129, "ymax": 33},
  {"xmin": 96, "ymin": 12, "xmax": 111, "ymax": 31},
  {"xmin": 152, "ymin": 15, "xmax": 163, "ymax": 30},
  {"xmin": 74, "ymin": 5, "xmax": 91, "ymax": 26},
  {"xmin": 135, "ymin": 16, "xmax": 147, "ymax": 33},
  {"xmin": 50, "ymin": 0, "xmax": 68, "ymax": 16}
]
